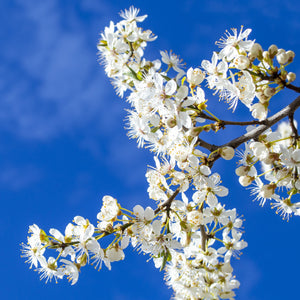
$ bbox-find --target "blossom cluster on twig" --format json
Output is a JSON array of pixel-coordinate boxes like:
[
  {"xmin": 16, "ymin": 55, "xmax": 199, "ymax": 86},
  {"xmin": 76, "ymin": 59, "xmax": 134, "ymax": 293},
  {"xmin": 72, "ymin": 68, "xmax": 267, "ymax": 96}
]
[{"xmin": 22, "ymin": 6, "xmax": 300, "ymax": 300}]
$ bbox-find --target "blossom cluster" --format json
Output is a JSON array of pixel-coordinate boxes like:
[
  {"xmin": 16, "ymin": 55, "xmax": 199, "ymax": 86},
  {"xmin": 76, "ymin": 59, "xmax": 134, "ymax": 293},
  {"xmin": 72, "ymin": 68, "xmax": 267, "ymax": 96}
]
[
  {"xmin": 22, "ymin": 192, "xmax": 246, "ymax": 298},
  {"xmin": 22, "ymin": 6, "xmax": 299, "ymax": 300},
  {"xmin": 236, "ymin": 121, "xmax": 300, "ymax": 220}
]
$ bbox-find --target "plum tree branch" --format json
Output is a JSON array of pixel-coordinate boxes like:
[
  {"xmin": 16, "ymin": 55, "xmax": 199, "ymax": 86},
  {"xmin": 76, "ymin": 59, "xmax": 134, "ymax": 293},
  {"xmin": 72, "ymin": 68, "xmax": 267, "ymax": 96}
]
[
  {"xmin": 154, "ymin": 187, "xmax": 180, "ymax": 214},
  {"xmin": 197, "ymin": 111, "xmax": 266, "ymax": 126},
  {"xmin": 286, "ymin": 83, "xmax": 300, "ymax": 93},
  {"xmin": 207, "ymin": 95, "xmax": 300, "ymax": 164}
]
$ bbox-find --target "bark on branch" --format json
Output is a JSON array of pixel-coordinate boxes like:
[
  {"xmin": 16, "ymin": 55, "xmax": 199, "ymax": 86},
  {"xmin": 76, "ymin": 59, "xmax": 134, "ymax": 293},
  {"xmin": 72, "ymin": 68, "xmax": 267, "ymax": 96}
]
[{"xmin": 208, "ymin": 95, "xmax": 300, "ymax": 163}]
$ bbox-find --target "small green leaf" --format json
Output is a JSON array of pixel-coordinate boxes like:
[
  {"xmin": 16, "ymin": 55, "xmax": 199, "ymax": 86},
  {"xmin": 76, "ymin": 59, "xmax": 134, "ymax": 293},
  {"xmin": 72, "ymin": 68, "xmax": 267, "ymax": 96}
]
[
  {"xmin": 126, "ymin": 66, "xmax": 142, "ymax": 81},
  {"xmin": 160, "ymin": 249, "xmax": 172, "ymax": 271},
  {"xmin": 98, "ymin": 40, "xmax": 107, "ymax": 47}
]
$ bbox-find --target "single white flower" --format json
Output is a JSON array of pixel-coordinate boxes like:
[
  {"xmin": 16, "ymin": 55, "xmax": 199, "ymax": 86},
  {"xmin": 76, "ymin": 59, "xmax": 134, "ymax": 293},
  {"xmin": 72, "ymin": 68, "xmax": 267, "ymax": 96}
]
[
  {"xmin": 106, "ymin": 246, "xmax": 125, "ymax": 262},
  {"xmin": 60, "ymin": 259, "xmax": 79, "ymax": 285},
  {"xmin": 97, "ymin": 196, "xmax": 120, "ymax": 222},
  {"xmin": 119, "ymin": 6, "xmax": 147, "ymax": 23},
  {"xmin": 187, "ymin": 67, "xmax": 205, "ymax": 87},
  {"xmin": 217, "ymin": 27, "xmax": 254, "ymax": 61}
]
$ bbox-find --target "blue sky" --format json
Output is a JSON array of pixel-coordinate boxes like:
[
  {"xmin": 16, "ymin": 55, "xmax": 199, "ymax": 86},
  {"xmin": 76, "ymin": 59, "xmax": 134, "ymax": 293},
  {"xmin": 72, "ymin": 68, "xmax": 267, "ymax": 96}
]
[{"xmin": 1, "ymin": 0, "xmax": 300, "ymax": 299}]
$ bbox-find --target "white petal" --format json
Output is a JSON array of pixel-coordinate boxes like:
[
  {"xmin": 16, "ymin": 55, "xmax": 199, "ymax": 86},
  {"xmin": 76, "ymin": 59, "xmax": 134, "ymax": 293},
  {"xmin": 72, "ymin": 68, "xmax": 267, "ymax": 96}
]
[{"xmin": 165, "ymin": 79, "xmax": 177, "ymax": 95}]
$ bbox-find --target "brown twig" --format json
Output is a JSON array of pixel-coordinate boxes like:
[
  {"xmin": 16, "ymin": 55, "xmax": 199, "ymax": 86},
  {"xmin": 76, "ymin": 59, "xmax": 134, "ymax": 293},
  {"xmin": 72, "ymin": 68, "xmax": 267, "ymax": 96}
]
[
  {"xmin": 154, "ymin": 187, "xmax": 180, "ymax": 215},
  {"xmin": 200, "ymin": 225, "xmax": 207, "ymax": 250},
  {"xmin": 289, "ymin": 113, "xmax": 299, "ymax": 144},
  {"xmin": 286, "ymin": 83, "xmax": 300, "ymax": 93},
  {"xmin": 198, "ymin": 111, "xmax": 266, "ymax": 126},
  {"xmin": 207, "ymin": 95, "xmax": 300, "ymax": 164},
  {"xmin": 197, "ymin": 137, "xmax": 218, "ymax": 152}
]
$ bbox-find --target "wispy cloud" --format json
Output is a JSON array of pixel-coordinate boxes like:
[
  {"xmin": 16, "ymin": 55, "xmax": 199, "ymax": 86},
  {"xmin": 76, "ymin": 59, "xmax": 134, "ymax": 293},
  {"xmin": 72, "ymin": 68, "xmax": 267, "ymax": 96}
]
[
  {"xmin": 234, "ymin": 258, "xmax": 261, "ymax": 300},
  {"xmin": 0, "ymin": 165, "xmax": 41, "ymax": 190},
  {"xmin": 0, "ymin": 0, "xmax": 121, "ymax": 140}
]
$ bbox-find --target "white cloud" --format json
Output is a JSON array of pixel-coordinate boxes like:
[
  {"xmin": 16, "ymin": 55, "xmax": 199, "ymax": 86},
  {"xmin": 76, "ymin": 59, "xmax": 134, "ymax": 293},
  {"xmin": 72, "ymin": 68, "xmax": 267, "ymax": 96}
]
[
  {"xmin": 0, "ymin": 0, "xmax": 120, "ymax": 140},
  {"xmin": 0, "ymin": 165, "xmax": 41, "ymax": 190},
  {"xmin": 233, "ymin": 258, "xmax": 261, "ymax": 300}
]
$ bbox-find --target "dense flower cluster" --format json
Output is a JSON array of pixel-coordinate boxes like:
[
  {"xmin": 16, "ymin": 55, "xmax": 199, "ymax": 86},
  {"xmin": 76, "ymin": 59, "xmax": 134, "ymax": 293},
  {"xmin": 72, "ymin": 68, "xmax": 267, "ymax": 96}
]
[
  {"xmin": 22, "ymin": 6, "xmax": 300, "ymax": 300},
  {"xmin": 236, "ymin": 121, "xmax": 300, "ymax": 220}
]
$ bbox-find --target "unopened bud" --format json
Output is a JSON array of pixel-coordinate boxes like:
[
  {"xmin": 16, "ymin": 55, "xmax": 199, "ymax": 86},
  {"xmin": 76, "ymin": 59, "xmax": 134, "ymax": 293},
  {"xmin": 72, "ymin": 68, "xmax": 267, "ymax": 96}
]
[
  {"xmin": 276, "ymin": 51, "xmax": 288, "ymax": 65},
  {"xmin": 251, "ymin": 102, "xmax": 268, "ymax": 121},
  {"xmin": 268, "ymin": 44, "xmax": 278, "ymax": 58},
  {"xmin": 220, "ymin": 146, "xmax": 235, "ymax": 160},
  {"xmin": 187, "ymin": 67, "xmax": 205, "ymax": 87},
  {"xmin": 287, "ymin": 72, "xmax": 296, "ymax": 82},
  {"xmin": 250, "ymin": 43, "xmax": 263, "ymax": 59},
  {"xmin": 277, "ymin": 48, "xmax": 285, "ymax": 55},
  {"xmin": 286, "ymin": 50, "xmax": 295, "ymax": 63},
  {"xmin": 239, "ymin": 175, "xmax": 254, "ymax": 187},
  {"xmin": 235, "ymin": 166, "xmax": 249, "ymax": 176},
  {"xmin": 263, "ymin": 87, "xmax": 276, "ymax": 98},
  {"xmin": 260, "ymin": 183, "xmax": 276, "ymax": 198},
  {"xmin": 106, "ymin": 246, "xmax": 125, "ymax": 262}
]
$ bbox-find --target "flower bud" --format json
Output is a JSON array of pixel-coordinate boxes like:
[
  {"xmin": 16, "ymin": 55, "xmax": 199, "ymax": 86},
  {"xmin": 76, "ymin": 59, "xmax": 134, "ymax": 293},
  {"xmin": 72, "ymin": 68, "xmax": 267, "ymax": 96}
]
[
  {"xmin": 260, "ymin": 183, "xmax": 276, "ymax": 198},
  {"xmin": 235, "ymin": 166, "xmax": 249, "ymax": 176},
  {"xmin": 222, "ymin": 262, "xmax": 233, "ymax": 274},
  {"xmin": 239, "ymin": 175, "xmax": 254, "ymax": 187},
  {"xmin": 276, "ymin": 51, "xmax": 288, "ymax": 65},
  {"xmin": 220, "ymin": 146, "xmax": 235, "ymax": 160},
  {"xmin": 250, "ymin": 43, "xmax": 263, "ymax": 59},
  {"xmin": 268, "ymin": 44, "xmax": 278, "ymax": 58},
  {"xmin": 263, "ymin": 87, "xmax": 276, "ymax": 98},
  {"xmin": 261, "ymin": 154, "xmax": 273, "ymax": 165},
  {"xmin": 287, "ymin": 72, "xmax": 296, "ymax": 82},
  {"xmin": 286, "ymin": 50, "xmax": 295, "ymax": 63},
  {"xmin": 187, "ymin": 67, "xmax": 205, "ymax": 86}
]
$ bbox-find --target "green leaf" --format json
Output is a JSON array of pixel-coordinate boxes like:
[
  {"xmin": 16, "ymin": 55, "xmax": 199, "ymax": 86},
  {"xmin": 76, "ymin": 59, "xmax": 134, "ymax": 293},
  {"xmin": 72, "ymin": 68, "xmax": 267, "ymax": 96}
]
[
  {"xmin": 126, "ymin": 66, "xmax": 142, "ymax": 81},
  {"xmin": 160, "ymin": 249, "xmax": 172, "ymax": 271},
  {"xmin": 98, "ymin": 40, "xmax": 107, "ymax": 47}
]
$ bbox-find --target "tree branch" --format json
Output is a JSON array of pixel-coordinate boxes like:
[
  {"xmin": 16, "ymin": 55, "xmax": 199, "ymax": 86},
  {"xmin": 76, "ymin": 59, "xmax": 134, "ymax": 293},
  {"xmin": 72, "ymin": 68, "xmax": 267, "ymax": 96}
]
[
  {"xmin": 208, "ymin": 95, "xmax": 300, "ymax": 164},
  {"xmin": 289, "ymin": 113, "xmax": 299, "ymax": 143},
  {"xmin": 197, "ymin": 137, "xmax": 218, "ymax": 152},
  {"xmin": 286, "ymin": 83, "xmax": 300, "ymax": 93},
  {"xmin": 198, "ymin": 111, "xmax": 265, "ymax": 126},
  {"xmin": 200, "ymin": 225, "xmax": 207, "ymax": 250},
  {"xmin": 154, "ymin": 187, "xmax": 180, "ymax": 214}
]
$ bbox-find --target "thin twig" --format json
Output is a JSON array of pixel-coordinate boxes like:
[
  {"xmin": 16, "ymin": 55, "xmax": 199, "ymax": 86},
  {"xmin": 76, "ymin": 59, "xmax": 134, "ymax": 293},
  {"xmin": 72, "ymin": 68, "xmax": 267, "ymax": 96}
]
[
  {"xmin": 198, "ymin": 111, "xmax": 265, "ymax": 126},
  {"xmin": 200, "ymin": 225, "xmax": 207, "ymax": 251},
  {"xmin": 289, "ymin": 113, "xmax": 299, "ymax": 143},
  {"xmin": 154, "ymin": 187, "xmax": 180, "ymax": 214},
  {"xmin": 197, "ymin": 137, "xmax": 218, "ymax": 152},
  {"xmin": 286, "ymin": 83, "xmax": 300, "ymax": 93},
  {"xmin": 208, "ymin": 95, "xmax": 300, "ymax": 164}
]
